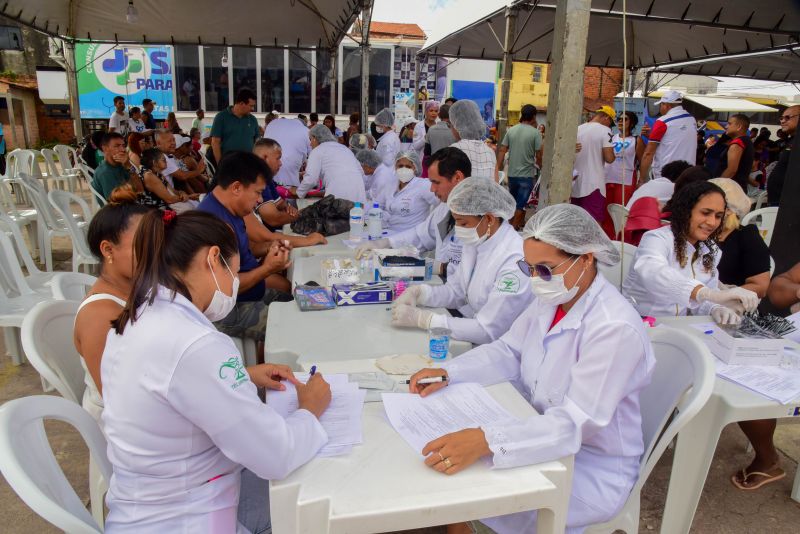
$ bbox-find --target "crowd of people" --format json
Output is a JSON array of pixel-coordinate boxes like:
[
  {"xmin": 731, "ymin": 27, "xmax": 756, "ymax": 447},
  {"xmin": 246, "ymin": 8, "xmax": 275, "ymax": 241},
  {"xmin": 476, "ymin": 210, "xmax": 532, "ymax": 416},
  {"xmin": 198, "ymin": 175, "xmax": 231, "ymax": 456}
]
[{"xmin": 60, "ymin": 86, "xmax": 799, "ymax": 533}]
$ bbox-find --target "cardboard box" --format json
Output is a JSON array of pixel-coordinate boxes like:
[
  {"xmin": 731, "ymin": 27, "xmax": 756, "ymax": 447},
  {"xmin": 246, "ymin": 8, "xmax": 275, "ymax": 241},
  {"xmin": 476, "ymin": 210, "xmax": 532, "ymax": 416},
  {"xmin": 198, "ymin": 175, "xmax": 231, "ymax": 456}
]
[
  {"xmin": 709, "ymin": 327, "xmax": 785, "ymax": 366},
  {"xmin": 375, "ymin": 254, "xmax": 432, "ymax": 281},
  {"xmin": 332, "ymin": 283, "xmax": 394, "ymax": 306},
  {"xmin": 321, "ymin": 257, "xmax": 360, "ymax": 287}
]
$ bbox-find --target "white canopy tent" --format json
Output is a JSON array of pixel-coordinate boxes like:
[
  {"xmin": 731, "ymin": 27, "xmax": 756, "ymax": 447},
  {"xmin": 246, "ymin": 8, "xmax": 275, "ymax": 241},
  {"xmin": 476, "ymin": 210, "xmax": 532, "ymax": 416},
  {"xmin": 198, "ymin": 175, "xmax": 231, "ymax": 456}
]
[
  {"xmin": 650, "ymin": 46, "xmax": 800, "ymax": 83},
  {"xmin": 681, "ymin": 95, "xmax": 778, "ymax": 113}
]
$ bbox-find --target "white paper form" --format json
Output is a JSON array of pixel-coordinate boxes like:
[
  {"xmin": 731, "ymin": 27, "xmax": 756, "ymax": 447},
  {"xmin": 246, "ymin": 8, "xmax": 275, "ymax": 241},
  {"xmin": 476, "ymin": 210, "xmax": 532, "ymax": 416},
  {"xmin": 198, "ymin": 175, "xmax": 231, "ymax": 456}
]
[
  {"xmin": 382, "ymin": 383, "xmax": 521, "ymax": 454},
  {"xmin": 266, "ymin": 373, "xmax": 366, "ymax": 456}
]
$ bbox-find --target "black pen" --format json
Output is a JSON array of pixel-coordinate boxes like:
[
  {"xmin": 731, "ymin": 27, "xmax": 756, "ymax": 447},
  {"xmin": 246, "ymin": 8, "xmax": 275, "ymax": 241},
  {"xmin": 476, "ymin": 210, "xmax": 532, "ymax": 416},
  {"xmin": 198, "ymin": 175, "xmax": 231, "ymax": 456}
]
[{"xmin": 404, "ymin": 376, "xmax": 447, "ymax": 385}]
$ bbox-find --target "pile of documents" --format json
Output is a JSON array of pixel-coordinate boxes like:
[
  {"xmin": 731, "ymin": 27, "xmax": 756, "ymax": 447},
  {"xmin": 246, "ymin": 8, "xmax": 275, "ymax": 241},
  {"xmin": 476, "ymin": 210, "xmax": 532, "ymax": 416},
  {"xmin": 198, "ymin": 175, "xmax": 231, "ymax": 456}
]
[
  {"xmin": 382, "ymin": 383, "xmax": 520, "ymax": 454},
  {"xmin": 266, "ymin": 373, "xmax": 366, "ymax": 457}
]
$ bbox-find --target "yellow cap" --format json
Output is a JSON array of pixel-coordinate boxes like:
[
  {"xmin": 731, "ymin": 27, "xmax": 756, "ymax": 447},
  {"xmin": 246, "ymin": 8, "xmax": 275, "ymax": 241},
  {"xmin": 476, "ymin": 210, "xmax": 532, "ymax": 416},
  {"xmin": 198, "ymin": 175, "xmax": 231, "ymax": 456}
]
[{"xmin": 595, "ymin": 105, "xmax": 616, "ymax": 120}]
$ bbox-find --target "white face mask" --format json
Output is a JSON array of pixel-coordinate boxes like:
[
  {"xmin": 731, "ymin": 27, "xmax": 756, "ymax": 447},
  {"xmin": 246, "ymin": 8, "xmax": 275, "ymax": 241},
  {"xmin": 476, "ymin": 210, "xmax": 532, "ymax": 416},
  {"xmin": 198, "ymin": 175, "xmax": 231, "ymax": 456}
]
[
  {"xmin": 375, "ymin": 126, "xmax": 386, "ymax": 134},
  {"xmin": 453, "ymin": 216, "xmax": 489, "ymax": 247},
  {"xmin": 204, "ymin": 254, "xmax": 239, "ymax": 322},
  {"xmin": 529, "ymin": 256, "xmax": 585, "ymax": 305},
  {"xmin": 396, "ymin": 167, "xmax": 415, "ymax": 183}
]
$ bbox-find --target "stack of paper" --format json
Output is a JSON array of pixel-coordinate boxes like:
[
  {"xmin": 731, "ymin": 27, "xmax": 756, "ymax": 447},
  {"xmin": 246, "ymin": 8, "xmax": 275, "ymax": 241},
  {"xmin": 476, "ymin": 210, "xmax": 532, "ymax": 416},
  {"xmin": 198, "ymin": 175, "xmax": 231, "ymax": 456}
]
[
  {"xmin": 266, "ymin": 373, "xmax": 366, "ymax": 457},
  {"xmin": 382, "ymin": 383, "xmax": 521, "ymax": 454}
]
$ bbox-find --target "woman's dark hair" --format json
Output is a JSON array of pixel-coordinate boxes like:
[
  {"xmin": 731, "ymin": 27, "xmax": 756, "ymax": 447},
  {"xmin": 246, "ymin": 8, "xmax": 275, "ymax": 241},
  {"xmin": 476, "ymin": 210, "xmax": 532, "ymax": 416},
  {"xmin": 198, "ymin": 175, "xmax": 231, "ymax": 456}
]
[
  {"xmin": 669, "ymin": 180, "xmax": 726, "ymax": 272},
  {"xmin": 663, "ymin": 165, "xmax": 712, "ymax": 212},
  {"xmin": 622, "ymin": 110, "xmax": 638, "ymax": 130},
  {"xmin": 113, "ymin": 210, "xmax": 239, "ymax": 334},
  {"xmin": 324, "ymin": 115, "xmax": 337, "ymax": 135},
  {"xmin": 87, "ymin": 186, "xmax": 151, "ymax": 266},
  {"xmin": 141, "ymin": 148, "xmax": 165, "ymax": 171}
]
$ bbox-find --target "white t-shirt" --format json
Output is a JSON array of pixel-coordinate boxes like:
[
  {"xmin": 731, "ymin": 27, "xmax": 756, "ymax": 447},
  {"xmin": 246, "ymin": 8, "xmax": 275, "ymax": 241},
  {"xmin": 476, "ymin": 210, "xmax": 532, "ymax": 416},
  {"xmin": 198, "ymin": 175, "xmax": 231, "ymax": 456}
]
[
  {"xmin": 625, "ymin": 177, "xmax": 674, "ymax": 209},
  {"xmin": 604, "ymin": 134, "xmax": 636, "ymax": 186},
  {"xmin": 297, "ymin": 141, "xmax": 367, "ymax": 204},
  {"xmin": 127, "ymin": 118, "xmax": 147, "ymax": 134},
  {"xmin": 109, "ymin": 111, "xmax": 129, "ymax": 135},
  {"xmin": 648, "ymin": 105, "xmax": 697, "ymax": 179},
  {"xmin": 573, "ymin": 121, "xmax": 613, "ymax": 198},
  {"xmin": 264, "ymin": 118, "xmax": 312, "ymax": 187}
]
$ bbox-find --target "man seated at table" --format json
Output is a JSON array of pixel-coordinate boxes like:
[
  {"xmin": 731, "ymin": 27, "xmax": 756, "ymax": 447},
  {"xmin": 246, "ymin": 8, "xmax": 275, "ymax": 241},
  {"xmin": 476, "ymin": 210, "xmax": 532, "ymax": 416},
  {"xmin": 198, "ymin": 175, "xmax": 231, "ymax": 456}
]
[
  {"xmin": 356, "ymin": 147, "xmax": 471, "ymax": 280},
  {"xmin": 198, "ymin": 152, "xmax": 293, "ymax": 347},
  {"xmin": 92, "ymin": 132, "xmax": 144, "ymax": 200},
  {"xmin": 730, "ymin": 262, "xmax": 800, "ymax": 490},
  {"xmin": 246, "ymin": 139, "xmax": 327, "ymax": 249}
]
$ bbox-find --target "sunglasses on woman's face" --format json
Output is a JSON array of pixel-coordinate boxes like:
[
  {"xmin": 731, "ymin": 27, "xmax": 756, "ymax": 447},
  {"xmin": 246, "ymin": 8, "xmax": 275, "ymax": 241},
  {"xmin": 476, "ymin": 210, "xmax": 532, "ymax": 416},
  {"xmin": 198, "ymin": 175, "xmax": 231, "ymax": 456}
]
[{"xmin": 517, "ymin": 255, "xmax": 576, "ymax": 281}]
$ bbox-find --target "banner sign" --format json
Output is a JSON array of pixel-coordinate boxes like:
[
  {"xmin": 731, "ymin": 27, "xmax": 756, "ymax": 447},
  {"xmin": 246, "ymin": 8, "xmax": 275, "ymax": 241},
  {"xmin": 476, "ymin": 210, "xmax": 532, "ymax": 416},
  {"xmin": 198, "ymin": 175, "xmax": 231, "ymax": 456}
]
[{"xmin": 76, "ymin": 43, "xmax": 174, "ymax": 119}]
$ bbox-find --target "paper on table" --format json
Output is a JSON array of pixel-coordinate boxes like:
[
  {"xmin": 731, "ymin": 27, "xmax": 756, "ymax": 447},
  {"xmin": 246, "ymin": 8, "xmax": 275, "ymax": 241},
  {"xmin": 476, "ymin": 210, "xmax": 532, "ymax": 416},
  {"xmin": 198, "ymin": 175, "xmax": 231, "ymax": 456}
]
[
  {"xmin": 715, "ymin": 359, "xmax": 800, "ymax": 404},
  {"xmin": 786, "ymin": 312, "xmax": 800, "ymax": 343},
  {"xmin": 382, "ymin": 382, "xmax": 521, "ymax": 454},
  {"xmin": 266, "ymin": 373, "xmax": 366, "ymax": 456}
]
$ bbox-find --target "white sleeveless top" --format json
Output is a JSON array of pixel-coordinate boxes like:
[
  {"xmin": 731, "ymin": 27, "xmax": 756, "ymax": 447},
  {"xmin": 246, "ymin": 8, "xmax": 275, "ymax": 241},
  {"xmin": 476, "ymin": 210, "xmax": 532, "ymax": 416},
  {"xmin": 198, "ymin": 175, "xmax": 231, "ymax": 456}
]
[{"xmin": 76, "ymin": 293, "xmax": 126, "ymax": 426}]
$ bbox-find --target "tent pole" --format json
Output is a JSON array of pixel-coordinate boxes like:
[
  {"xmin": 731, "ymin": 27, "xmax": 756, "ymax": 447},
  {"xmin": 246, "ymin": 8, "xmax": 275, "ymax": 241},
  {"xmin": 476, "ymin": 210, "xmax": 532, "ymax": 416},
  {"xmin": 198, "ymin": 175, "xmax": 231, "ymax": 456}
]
[
  {"xmin": 496, "ymin": 6, "xmax": 518, "ymax": 145},
  {"xmin": 415, "ymin": 54, "xmax": 423, "ymax": 120},
  {"xmin": 360, "ymin": 1, "xmax": 374, "ymax": 134},
  {"xmin": 643, "ymin": 70, "xmax": 653, "ymax": 96},
  {"xmin": 329, "ymin": 46, "xmax": 338, "ymax": 116},
  {"xmin": 627, "ymin": 68, "xmax": 637, "ymax": 96},
  {"xmin": 540, "ymin": 0, "xmax": 591, "ymax": 206}
]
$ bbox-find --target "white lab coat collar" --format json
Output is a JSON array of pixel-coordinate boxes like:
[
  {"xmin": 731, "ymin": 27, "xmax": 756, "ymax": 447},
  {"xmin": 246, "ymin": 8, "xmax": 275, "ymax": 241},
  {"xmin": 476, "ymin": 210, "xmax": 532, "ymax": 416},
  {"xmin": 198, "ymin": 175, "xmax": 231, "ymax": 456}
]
[
  {"xmin": 144, "ymin": 285, "xmax": 213, "ymax": 329},
  {"xmin": 476, "ymin": 220, "xmax": 515, "ymax": 253}
]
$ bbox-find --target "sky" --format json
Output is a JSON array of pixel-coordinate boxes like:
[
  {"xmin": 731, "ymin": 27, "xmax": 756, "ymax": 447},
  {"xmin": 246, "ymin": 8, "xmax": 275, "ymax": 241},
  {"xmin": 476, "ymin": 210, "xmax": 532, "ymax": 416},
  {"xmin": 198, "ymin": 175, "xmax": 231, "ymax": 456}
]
[{"xmin": 371, "ymin": 0, "xmax": 799, "ymax": 99}]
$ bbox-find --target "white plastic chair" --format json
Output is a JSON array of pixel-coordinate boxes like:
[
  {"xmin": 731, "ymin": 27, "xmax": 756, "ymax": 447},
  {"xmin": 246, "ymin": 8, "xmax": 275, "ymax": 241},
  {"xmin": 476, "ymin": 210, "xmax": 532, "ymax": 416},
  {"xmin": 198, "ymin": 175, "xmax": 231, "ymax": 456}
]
[
  {"xmin": 741, "ymin": 207, "xmax": 778, "ymax": 246},
  {"xmin": 597, "ymin": 241, "xmax": 637, "ymax": 290},
  {"xmin": 753, "ymin": 190, "xmax": 768, "ymax": 211},
  {"xmin": 607, "ymin": 203, "xmax": 630, "ymax": 240},
  {"xmin": 18, "ymin": 173, "xmax": 73, "ymax": 271},
  {"xmin": 77, "ymin": 162, "xmax": 106, "ymax": 213},
  {"xmin": 41, "ymin": 147, "xmax": 80, "ymax": 193},
  {"xmin": 21, "ymin": 299, "xmax": 86, "ymax": 403},
  {"xmin": 51, "ymin": 272, "xmax": 98, "ymax": 301},
  {"xmin": 0, "ymin": 395, "xmax": 109, "ymax": 534},
  {"xmin": 0, "ymin": 180, "xmax": 39, "ymax": 261},
  {"xmin": 0, "ymin": 212, "xmax": 62, "ymax": 296},
  {"xmin": 54, "ymin": 144, "xmax": 79, "ymax": 174},
  {"xmin": 47, "ymin": 190, "xmax": 97, "ymax": 273},
  {"xmin": 584, "ymin": 327, "xmax": 715, "ymax": 534}
]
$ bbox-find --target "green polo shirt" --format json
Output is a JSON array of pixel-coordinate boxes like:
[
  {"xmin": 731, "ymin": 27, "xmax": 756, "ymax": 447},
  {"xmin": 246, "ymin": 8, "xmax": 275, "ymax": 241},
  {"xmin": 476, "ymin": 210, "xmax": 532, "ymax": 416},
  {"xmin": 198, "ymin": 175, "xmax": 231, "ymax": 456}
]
[
  {"xmin": 210, "ymin": 107, "xmax": 261, "ymax": 155},
  {"xmin": 92, "ymin": 160, "xmax": 130, "ymax": 200},
  {"xmin": 501, "ymin": 123, "xmax": 542, "ymax": 178}
]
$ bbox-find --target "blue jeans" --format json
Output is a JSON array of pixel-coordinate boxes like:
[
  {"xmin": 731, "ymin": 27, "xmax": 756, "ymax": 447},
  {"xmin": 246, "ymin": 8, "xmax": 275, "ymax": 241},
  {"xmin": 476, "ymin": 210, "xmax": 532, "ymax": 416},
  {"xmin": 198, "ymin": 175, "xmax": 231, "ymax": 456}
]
[
  {"xmin": 507, "ymin": 176, "xmax": 534, "ymax": 211},
  {"xmin": 238, "ymin": 468, "xmax": 271, "ymax": 533}
]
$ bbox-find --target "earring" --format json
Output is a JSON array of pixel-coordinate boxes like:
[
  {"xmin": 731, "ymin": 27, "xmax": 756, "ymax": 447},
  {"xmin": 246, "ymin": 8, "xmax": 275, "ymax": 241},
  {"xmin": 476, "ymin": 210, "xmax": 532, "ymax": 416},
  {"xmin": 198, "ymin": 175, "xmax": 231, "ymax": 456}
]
[{"xmin": 107, "ymin": 256, "xmax": 113, "ymax": 264}]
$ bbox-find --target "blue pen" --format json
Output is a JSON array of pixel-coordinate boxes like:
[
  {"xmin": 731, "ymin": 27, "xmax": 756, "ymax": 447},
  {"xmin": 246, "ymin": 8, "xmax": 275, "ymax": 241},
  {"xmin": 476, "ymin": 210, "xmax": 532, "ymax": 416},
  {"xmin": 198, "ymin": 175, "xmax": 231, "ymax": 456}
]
[
  {"xmin": 309, "ymin": 365, "xmax": 317, "ymax": 376},
  {"xmin": 704, "ymin": 330, "xmax": 714, "ymax": 335}
]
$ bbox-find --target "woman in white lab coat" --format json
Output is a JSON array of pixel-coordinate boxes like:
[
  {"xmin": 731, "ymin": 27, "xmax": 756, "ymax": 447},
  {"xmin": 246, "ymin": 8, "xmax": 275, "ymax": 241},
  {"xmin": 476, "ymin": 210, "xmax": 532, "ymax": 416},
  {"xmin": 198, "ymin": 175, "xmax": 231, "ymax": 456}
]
[
  {"xmin": 392, "ymin": 178, "xmax": 532, "ymax": 345},
  {"xmin": 101, "ymin": 209, "xmax": 332, "ymax": 532},
  {"xmin": 408, "ymin": 204, "xmax": 656, "ymax": 534},
  {"xmin": 412, "ymin": 100, "xmax": 440, "ymax": 170},
  {"xmin": 374, "ymin": 107, "xmax": 401, "ymax": 162},
  {"xmin": 355, "ymin": 148, "xmax": 383, "ymax": 195},
  {"xmin": 622, "ymin": 180, "xmax": 759, "ymax": 324},
  {"xmin": 384, "ymin": 150, "xmax": 439, "ymax": 234}
]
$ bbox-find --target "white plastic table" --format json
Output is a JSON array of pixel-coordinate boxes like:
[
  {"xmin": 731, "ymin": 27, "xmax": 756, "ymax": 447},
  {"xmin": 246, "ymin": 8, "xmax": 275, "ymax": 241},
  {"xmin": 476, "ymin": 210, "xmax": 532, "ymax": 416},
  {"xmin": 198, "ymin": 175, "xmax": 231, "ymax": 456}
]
[
  {"xmin": 286, "ymin": 233, "xmax": 352, "ymax": 280},
  {"xmin": 269, "ymin": 380, "xmax": 574, "ymax": 534},
  {"xmin": 656, "ymin": 316, "xmax": 800, "ymax": 534}
]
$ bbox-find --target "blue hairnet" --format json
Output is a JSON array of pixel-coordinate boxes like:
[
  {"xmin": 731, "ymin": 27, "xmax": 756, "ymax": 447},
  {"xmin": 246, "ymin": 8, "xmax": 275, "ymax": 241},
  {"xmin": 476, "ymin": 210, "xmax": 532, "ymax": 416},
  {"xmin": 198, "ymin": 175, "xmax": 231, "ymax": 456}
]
[
  {"xmin": 449, "ymin": 100, "xmax": 486, "ymax": 140},
  {"xmin": 521, "ymin": 204, "xmax": 620, "ymax": 266},
  {"xmin": 395, "ymin": 150, "xmax": 421, "ymax": 175}
]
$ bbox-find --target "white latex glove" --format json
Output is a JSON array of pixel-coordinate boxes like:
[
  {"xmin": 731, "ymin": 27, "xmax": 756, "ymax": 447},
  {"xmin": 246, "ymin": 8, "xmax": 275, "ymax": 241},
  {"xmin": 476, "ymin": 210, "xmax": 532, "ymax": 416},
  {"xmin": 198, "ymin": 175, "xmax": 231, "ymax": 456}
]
[
  {"xmin": 696, "ymin": 286, "xmax": 759, "ymax": 313},
  {"xmin": 394, "ymin": 284, "xmax": 429, "ymax": 307},
  {"xmin": 711, "ymin": 305, "xmax": 742, "ymax": 326},
  {"xmin": 355, "ymin": 238, "xmax": 390, "ymax": 259},
  {"xmin": 391, "ymin": 304, "xmax": 434, "ymax": 330}
]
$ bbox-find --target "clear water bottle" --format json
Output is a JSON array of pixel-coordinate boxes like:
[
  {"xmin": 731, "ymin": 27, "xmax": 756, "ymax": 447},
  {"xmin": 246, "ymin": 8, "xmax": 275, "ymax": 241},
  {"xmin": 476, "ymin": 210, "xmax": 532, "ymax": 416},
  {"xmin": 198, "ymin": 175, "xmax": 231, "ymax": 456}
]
[
  {"xmin": 367, "ymin": 202, "xmax": 383, "ymax": 240},
  {"xmin": 428, "ymin": 327, "xmax": 451, "ymax": 360},
  {"xmin": 349, "ymin": 202, "xmax": 364, "ymax": 242}
]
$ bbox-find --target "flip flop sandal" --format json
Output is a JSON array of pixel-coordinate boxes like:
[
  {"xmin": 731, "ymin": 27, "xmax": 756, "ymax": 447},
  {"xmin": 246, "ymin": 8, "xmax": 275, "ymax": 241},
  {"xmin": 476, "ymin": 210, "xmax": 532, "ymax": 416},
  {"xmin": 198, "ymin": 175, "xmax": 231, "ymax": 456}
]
[{"xmin": 730, "ymin": 468, "xmax": 786, "ymax": 490}]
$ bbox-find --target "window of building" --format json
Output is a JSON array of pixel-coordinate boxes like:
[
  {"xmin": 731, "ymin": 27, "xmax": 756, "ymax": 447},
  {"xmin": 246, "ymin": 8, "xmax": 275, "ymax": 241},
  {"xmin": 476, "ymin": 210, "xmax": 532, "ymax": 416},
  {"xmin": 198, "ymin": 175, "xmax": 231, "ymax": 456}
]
[
  {"xmin": 288, "ymin": 50, "xmax": 312, "ymax": 113},
  {"xmin": 203, "ymin": 46, "xmax": 229, "ymax": 112},
  {"xmin": 174, "ymin": 45, "xmax": 200, "ymax": 111},
  {"xmin": 232, "ymin": 47, "xmax": 257, "ymax": 104},
  {"xmin": 532, "ymin": 65, "xmax": 543, "ymax": 83},
  {"xmin": 261, "ymin": 48, "xmax": 285, "ymax": 113},
  {"xmin": 316, "ymin": 49, "xmax": 333, "ymax": 115},
  {"xmin": 341, "ymin": 46, "xmax": 392, "ymax": 116}
]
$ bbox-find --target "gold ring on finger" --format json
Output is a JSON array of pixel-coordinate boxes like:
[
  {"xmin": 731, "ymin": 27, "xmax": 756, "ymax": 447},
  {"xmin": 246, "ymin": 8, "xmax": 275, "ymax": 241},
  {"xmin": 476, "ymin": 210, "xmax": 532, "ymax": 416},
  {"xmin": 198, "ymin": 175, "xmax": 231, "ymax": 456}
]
[{"xmin": 443, "ymin": 457, "xmax": 452, "ymax": 469}]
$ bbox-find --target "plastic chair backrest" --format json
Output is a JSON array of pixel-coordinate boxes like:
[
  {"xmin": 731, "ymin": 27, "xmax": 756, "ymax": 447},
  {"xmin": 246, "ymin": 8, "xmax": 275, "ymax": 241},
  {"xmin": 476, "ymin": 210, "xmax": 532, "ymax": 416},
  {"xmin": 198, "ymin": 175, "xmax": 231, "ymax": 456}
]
[
  {"xmin": 635, "ymin": 327, "xmax": 714, "ymax": 487},
  {"xmin": 0, "ymin": 177, "xmax": 23, "ymax": 217},
  {"xmin": 47, "ymin": 190, "xmax": 94, "ymax": 259},
  {"xmin": 607, "ymin": 204, "xmax": 630, "ymax": 239},
  {"xmin": 0, "ymin": 212, "xmax": 42, "ymax": 276},
  {"xmin": 0, "ymin": 395, "xmax": 109, "ymax": 533},
  {"xmin": 741, "ymin": 207, "xmax": 778, "ymax": 246},
  {"xmin": 21, "ymin": 300, "xmax": 86, "ymax": 403},
  {"xmin": 54, "ymin": 145, "xmax": 77, "ymax": 172},
  {"xmin": 18, "ymin": 173, "xmax": 63, "ymax": 231},
  {"xmin": 40, "ymin": 148, "xmax": 62, "ymax": 178},
  {"xmin": 753, "ymin": 190, "xmax": 768, "ymax": 211},
  {"xmin": 78, "ymin": 163, "xmax": 106, "ymax": 209},
  {"xmin": 0, "ymin": 222, "xmax": 35, "ymax": 296},
  {"xmin": 597, "ymin": 241, "xmax": 637, "ymax": 289},
  {"xmin": 5, "ymin": 148, "xmax": 21, "ymax": 178},
  {"xmin": 51, "ymin": 272, "xmax": 98, "ymax": 301}
]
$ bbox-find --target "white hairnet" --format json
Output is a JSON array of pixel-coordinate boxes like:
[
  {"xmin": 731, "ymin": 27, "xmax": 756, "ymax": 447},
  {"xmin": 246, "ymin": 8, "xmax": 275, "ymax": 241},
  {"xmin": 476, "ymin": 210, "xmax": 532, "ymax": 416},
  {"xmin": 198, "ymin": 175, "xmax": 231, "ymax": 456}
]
[
  {"xmin": 309, "ymin": 123, "xmax": 337, "ymax": 144},
  {"xmin": 355, "ymin": 148, "xmax": 382, "ymax": 169},
  {"xmin": 447, "ymin": 178, "xmax": 516, "ymax": 220},
  {"xmin": 521, "ymin": 204, "xmax": 620, "ymax": 266},
  {"xmin": 349, "ymin": 133, "xmax": 375, "ymax": 152},
  {"xmin": 709, "ymin": 177, "xmax": 751, "ymax": 219},
  {"xmin": 395, "ymin": 150, "xmax": 421, "ymax": 175},
  {"xmin": 449, "ymin": 100, "xmax": 486, "ymax": 140},
  {"xmin": 374, "ymin": 108, "xmax": 395, "ymax": 127}
]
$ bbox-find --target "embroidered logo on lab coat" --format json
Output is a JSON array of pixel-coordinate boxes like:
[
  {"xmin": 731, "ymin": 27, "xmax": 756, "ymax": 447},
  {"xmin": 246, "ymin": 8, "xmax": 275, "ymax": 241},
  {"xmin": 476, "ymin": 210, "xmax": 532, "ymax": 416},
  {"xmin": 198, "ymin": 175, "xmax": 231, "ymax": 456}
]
[
  {"xmin": 496, "ymin": 272, "xmax": 521, "ymax": 293},
  {"xmin": 219, "ymin": 356, "xmax": 247, "ymax": 388}
]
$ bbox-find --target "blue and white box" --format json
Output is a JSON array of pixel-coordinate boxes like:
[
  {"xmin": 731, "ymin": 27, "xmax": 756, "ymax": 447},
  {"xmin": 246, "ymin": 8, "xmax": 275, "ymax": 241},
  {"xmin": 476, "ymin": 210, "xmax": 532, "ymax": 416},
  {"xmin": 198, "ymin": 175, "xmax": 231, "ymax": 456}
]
[{"xmin": 332, "ymin": 283, "xmax": 394, "ymax": 306}]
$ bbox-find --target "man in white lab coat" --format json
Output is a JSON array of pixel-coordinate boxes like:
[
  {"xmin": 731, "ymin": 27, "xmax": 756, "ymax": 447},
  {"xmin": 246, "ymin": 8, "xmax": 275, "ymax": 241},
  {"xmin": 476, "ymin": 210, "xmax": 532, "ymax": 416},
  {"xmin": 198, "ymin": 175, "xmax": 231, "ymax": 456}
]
[
  {"xmin": 356, "ymin": 147, "xmax": 471, "ymax": 280},
  {"xmin": 392, "ymin": 178, "xmax": 532, "ymax": 345},
  {"xmin": 409, "ymin": 204, "xmax": 656, "ymax": 534}
]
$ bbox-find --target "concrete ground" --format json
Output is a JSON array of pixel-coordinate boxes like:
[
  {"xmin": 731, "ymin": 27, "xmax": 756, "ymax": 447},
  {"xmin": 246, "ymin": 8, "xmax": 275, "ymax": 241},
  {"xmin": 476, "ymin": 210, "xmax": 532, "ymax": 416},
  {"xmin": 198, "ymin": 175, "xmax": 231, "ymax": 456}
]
[{"xmin": 1, "ymin": 213, "xmax": 799, "ymax": 533}]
